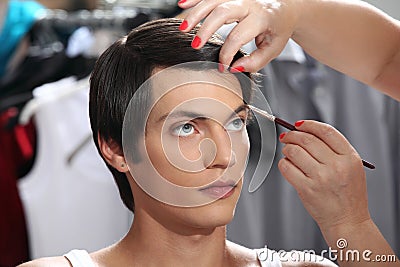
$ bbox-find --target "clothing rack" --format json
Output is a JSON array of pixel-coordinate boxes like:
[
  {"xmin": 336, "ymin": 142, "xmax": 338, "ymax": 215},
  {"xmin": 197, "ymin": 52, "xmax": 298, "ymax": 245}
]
[
  {"xmin": 0, "ymin": 7, "xmax": 152, "ymax": 121},
  {"xmin": 98, "ymin": 0, "xmax": 178, "ymax": 13},
  {"xmin": 33, "ymin": 8, "xmax": 154, "ymax": 31}
]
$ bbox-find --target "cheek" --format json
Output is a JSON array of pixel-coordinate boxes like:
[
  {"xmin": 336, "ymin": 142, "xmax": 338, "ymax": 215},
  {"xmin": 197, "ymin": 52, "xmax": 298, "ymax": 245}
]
[
  {"xmin": 145, "ymin": 132, "xmax": 163, "ymax": 166},
  {"xmin": 232, "ymin": 129, "xmax": 250, "ymax": 176},
  {"xmin": 177, "ymin": 136, "xmax": 202, "ymax": 161},
  {"xmin": 145, "ymin": 132, "xmax": 203, "ymax": 180},
  {"xmin": 144, "ymin": 129, "xmax": 172, "ymax": 169},
  {"xmin": 243, "ymin": 129, "xmax": 250, "ymax": 152},
  {"xmin": 162, "ymin": 133, "xmax": 203, "ymax": 166},
  {"xmin": 232, "ymin": 129, "xmax": 250, "ymax": 158}
]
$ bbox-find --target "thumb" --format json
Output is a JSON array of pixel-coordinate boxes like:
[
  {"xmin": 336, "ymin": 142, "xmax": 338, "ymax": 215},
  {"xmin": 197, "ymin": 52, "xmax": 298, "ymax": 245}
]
[{"xmin": 232, "ymin": 36, "xmax": 289, "ymax": 72}]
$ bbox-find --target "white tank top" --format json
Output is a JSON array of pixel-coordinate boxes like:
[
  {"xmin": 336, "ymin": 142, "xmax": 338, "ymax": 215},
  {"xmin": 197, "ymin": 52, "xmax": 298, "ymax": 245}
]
[
  {"xmin": 18, "ymin": 77, "xmax": 132, "ymax": 259},
  {"xmin": 63, "ymin": 248, "xmax": 282, "ymax": 267}
]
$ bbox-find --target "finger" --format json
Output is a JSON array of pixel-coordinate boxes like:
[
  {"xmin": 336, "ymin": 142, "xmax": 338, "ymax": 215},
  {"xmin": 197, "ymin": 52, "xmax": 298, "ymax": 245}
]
[
  {"xmin": 177, "ymin": 0, "xmax": 203, "ymax": 9},
  {"xmin": 278, "ymin": 158, "xmax": 313, "ymax": 190},
  {"xmin": 232, "ymin": 35, "xmax": 289, "ymax": 72},
  {"xmin": 193, "ymin": 2, "xmax": 248, "ymax": 49},
  {"xmin": 179, "ymin": 0, "xmax": 228, "ymax": 33},
  {"xmin": 294, "ymin": 120, "xmax": 355, "ymax": 155},
  {"xmin": 281, "ymin": 143, "xmax": 324, "ymax": 178},
  {"xmin": 219, "ymin": 15, "xmax": 264, "ymax": 67},
  {"xmin": 280, "ymin": 130, "xmax": 337, "ymax": 165}
]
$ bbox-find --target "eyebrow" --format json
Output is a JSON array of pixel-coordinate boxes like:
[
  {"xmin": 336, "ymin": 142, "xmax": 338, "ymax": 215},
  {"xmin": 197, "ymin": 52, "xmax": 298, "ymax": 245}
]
[{"xmin": 157, "ymin": 104, "xmax": 249, "ymax": 123}]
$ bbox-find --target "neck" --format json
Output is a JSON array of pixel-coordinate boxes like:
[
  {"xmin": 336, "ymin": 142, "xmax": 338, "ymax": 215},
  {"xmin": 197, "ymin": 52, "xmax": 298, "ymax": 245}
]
[{"xmin": 117, "ymin": 207, "xmax": 230, "ymax": 267}]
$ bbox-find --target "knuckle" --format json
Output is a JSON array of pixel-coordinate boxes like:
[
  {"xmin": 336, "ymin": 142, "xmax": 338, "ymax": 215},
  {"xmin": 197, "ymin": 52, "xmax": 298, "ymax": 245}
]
[
  {"xmin": 332, "ymin": 160, "xmax": 350, "ymax": 177},
  {"xmin": 331, "ymin": 160, "xmax": 343, "ymax": 172},
  {"xmin": 219, "ymin": 52, "xmax": 233, "ymax": 65},
  {"xmin": 286, "ymin": 144, "xmax": 301, "ymax": 158},
  {"xmin": 300, "ymin": 135, "xmax": 314, "ymax": 146},
  {"xmin": 245, "ymin": 55, "xmax": 263, "ymax": 72},
  {"xmin": 226, "ymin": 29, "xmax": 244, "ymax": 44},
  {"xmin": 200, "ymin": 0, "xmax": 214, "ymax": 7},
  {"xmin": 281, "ymin": 145, "xmax": 289, "ymax": 157},
  {"xmin": 278, "ymin": 158, "xmax": 289, "ymax": 172},
  {"xmin": 302, "ymin": 166, "xmax": 315, "ymax": 178},
  {"xmin": 309, "ymin": 180, "xmax": 321, "ymax": 192},
  {"xmin": 315, "ymin": 169, "xmax": 325, "ymax": 180},
  {"xmin": 321, "ymin": 124, "xmax": 336, "ymax": 137},
  {"xmin": 213, "ymin": 4, "xmax": 231, "ymax": 17}
]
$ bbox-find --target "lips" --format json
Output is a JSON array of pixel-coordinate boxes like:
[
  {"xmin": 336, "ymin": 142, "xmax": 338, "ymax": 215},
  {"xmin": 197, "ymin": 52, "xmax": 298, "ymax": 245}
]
[{"xmin": 199, "ymin": 181, "xmax": 236, "ymax": 199}]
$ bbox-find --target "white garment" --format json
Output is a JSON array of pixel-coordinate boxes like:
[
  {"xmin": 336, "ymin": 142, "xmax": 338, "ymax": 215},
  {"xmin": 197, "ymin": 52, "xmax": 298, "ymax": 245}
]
[
  {"xmin": 18, "ymin": 77, "xmax": 132, "ymax": 259},
  {"xmin": 64, "ymin": 250, "xmax": 95, "ymax": 267},
  {"xmin": 255, "ymin": 248, "xmax": 283, "ymax": 267},
  {"xmin": 63, "ymin": 248, "xmax": 283, "ymax": 267}
]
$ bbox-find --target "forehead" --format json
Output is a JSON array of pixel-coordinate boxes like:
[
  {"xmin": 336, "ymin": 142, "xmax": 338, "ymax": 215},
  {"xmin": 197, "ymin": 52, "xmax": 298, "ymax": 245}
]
[
  {"xmin": 150, "ymin": 68, "xmax": 244, "ymax": 99},
  {"xmin": 150, "ymin": 82, "xmax": 245, "ymax": 122},
  {"xmin": 159, "ymin": 81, "xmax": 242, "ymax": 104},
  {"xmin": 149, "ymin": 68, "xmax": 243, "ymax": 104},
  {"xmin": 146, "ymin": 68, "xmax": 245, "ymax": 120}
]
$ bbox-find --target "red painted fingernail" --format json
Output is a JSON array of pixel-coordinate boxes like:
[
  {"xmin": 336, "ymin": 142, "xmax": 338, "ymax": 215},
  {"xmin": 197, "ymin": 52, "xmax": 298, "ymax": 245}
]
[
  {"xmin": 279, "ymin": 132, "xmax": 286, "ymax": 140},
  {"xmin": 230, "ymin": 66, "xmax": 245, "ymax": 73},
  {"xmin": 218, "ymin": 62, "xmax": 225, "ymax": 72},
  {"xmin": 295, "ymin": 120, "xmax": 304, "ymax": 127},
  {"xmin": 178, "ymin": 0, "xmax": 186, "ymax": 4},
  {"xmin": 179, "ymin": 20, "xmax": 188, "ymax": 31},
  {"xmin": 191, "ymin": 36, "xmax": 201, "ymax": 49}
]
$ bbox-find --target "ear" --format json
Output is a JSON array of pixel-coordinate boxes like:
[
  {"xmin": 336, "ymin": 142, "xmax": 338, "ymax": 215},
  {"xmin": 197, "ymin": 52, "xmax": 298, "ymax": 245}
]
[{"xmin": 98, "ymin": 133, "xmax": 128, "ymax": 173}]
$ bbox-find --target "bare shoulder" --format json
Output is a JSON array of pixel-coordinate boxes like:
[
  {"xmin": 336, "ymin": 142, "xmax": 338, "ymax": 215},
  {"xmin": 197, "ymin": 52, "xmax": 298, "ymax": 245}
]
[
  {"xmin": 281, "ymin": 250, "xmax": 337, "ymax": 267},
  {"xmin": 226, "ymin": 240, "xmax": 260, "ymax": 265},
  {"xmin": 17, "ymin": 256, "xmax": 71, "ymax": 267}
]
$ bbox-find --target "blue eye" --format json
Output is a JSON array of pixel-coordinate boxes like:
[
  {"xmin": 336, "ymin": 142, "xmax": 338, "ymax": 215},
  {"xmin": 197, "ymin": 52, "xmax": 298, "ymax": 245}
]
[
  {"xmin": 226, "ymin": 118, "xmax": 245, "ymax": 131},
  {"xmin": 172, "ymin": 123, "xmax": 195, "ymax": 137}
]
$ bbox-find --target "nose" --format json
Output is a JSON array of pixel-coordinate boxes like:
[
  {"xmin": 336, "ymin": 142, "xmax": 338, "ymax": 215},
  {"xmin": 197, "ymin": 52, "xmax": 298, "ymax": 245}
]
[{"xmin": 202, "ymin": 124, "xmax": 236, "ymax": 169}]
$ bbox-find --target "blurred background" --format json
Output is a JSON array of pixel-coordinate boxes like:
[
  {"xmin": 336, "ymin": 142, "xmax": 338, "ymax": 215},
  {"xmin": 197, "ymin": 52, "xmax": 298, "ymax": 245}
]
[
  {"xmin": 365, "ymin": 0, "xmax": 400, "ymax": 19},
  {"xmin": 0, "ymin": 1, "xmax": 399, "ymax": 266}
]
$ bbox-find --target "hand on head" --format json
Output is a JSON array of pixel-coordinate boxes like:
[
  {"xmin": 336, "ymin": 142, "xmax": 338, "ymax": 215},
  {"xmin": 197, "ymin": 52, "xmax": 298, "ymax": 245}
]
[
  {"xmin": 178, "ymin": 0, "xmax": 299, "ymax": 72},
  {"xmin": 179, "ymin": 0, "xmax": 400, "ymax": 101}
]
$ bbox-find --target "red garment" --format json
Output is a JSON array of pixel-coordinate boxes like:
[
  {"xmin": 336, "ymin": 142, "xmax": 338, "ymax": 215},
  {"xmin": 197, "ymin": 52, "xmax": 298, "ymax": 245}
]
[{"xmin": 0, "ymin": 108, "xmax": 35, "ymax": 267}]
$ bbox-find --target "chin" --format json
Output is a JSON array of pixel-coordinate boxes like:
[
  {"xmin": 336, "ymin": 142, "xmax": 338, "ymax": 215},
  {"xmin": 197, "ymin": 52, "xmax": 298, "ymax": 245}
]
[
  {"xmin": 182, "ymin": 187, "xmax": 241, "ymax": 229},
  {"xmin": 139, "ymin": 180, "xmax": 243, "ymax": 233}
]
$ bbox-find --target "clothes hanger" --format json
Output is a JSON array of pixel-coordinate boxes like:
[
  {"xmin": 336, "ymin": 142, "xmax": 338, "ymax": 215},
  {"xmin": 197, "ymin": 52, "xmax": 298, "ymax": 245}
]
[{"xmin": 19, "ymin": 76, "xmax": 89, "ymax": 125}]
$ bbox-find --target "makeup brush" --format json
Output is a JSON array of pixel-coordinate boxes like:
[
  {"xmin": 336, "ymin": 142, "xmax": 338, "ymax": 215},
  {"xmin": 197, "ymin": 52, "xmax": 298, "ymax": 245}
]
[{"xmin": 248, "ymin": 105, "xmax": 375, "ymax": 170}]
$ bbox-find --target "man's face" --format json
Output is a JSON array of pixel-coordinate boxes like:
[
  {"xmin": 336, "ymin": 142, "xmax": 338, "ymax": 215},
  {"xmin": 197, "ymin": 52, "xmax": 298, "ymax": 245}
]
[{"xmin": 126, "ymin": 71, "xmax": 250, "ymax": 230}]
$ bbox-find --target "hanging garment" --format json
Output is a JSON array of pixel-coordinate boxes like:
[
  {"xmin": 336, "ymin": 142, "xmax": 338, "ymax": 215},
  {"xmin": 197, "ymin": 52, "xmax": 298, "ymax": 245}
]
[
  {"xmin": 0, "ymin": 0, "xmax": 44, "ymax": 76},
  {"xmin": 18, "ymin": 77, "xmax": 132, "ymax": 259},
  {"xmin": 0, "ymin": 108, "xmax": 34, "ymax": 267},
  {"xmin": 227, "ymin": 39, "xmax": 399, "ymax": 254},
  {"xmin": 384, "ymin": 96, "xmax": 400, "ymax": 253}
]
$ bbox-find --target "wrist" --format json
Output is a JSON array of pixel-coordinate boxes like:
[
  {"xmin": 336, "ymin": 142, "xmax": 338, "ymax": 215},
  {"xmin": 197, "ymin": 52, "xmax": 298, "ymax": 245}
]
[
  {"xmin": 320, "ymin": 217, "xmax": 374, "ymax": 247},
  {"xmin": 290, "ymin": 0, "xmax": 311, "ymax": 38}
]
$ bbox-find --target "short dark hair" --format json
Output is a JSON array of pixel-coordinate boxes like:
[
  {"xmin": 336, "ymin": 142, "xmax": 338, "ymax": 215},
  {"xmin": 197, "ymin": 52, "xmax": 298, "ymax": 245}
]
[{"xmin": 89, "ymin": 18, "xmax": 251, "ymax": 212}]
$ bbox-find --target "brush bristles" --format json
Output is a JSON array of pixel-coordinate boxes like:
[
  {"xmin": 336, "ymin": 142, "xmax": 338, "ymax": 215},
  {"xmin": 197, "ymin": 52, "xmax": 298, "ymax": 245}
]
[{"xmin": 248, "ymin": 105, "xmax": 275, "ymax": 122}]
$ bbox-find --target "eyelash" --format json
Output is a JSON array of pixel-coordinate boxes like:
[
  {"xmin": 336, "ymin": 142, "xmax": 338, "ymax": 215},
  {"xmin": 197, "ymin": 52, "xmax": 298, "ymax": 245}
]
[
  {"xmin": 172, "ymin": 122, "xmax": 197, "ymax": 137},
  {"xmin": 171, "ymin": 116, "xmax": 248, "ymax": 138}
]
